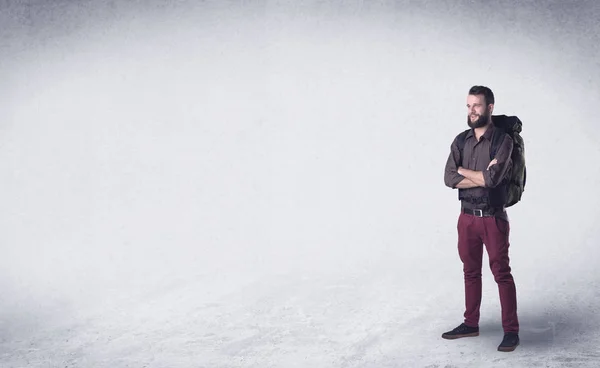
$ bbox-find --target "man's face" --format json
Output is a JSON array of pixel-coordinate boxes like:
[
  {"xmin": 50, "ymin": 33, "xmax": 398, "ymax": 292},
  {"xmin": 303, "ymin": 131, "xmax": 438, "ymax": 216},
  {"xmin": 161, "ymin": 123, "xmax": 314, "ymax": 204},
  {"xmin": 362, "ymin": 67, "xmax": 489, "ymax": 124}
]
[{"xmin": 466, "ymin": 94, "xmax": 491, "ymax": 129}]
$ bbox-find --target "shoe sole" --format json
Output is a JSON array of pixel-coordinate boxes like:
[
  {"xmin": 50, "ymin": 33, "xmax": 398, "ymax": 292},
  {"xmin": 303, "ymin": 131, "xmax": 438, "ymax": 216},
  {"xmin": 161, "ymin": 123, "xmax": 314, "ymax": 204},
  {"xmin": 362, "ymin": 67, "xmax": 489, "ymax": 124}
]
[
  {"xmin": 498, "ymin": 341, "xmax": 519, "ymax": 352},
  {"xmin": 441, "ymin": 332, "xmax": 479, "ymax": 339}
]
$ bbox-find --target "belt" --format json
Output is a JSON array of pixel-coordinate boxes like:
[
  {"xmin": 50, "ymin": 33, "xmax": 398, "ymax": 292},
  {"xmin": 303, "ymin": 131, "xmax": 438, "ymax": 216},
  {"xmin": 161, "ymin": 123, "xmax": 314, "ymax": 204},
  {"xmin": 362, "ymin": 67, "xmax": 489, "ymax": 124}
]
[{"xmin": 462, "ymin": 207, "xmax": 501, "ymax": 217}]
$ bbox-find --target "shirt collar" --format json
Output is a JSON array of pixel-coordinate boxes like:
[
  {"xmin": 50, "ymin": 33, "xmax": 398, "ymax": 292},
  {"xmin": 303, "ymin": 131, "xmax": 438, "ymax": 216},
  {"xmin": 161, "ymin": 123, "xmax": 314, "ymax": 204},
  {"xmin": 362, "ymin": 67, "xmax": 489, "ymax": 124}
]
[{"xmin": 466, "ymin": 122, "xmax": 495, "ymax": 140}]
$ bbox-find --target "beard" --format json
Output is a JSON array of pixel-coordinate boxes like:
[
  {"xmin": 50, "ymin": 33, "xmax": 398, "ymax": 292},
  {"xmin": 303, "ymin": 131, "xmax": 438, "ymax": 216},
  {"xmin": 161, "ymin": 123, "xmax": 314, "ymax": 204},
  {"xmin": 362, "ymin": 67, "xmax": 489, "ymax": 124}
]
[{"xmin": 467, "ymin": 109, "xmax": 490, "ymax": 129}]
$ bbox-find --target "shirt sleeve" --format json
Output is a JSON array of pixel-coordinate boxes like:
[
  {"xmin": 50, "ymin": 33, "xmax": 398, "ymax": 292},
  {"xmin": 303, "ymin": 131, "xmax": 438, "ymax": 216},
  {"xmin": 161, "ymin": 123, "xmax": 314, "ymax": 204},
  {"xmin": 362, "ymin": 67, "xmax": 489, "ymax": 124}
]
[
  {"xmin": 483, "ymin": 134, "xmax": 513, "ymax": 188},
  {"xmin": 444, "ymin": 136, "xmax": 465, "ymax": 189}
]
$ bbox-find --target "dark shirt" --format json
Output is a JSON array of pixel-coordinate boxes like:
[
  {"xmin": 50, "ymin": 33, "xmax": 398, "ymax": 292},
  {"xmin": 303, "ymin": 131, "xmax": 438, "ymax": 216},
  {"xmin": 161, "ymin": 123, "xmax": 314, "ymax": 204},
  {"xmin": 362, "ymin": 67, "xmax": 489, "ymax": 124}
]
[{"xmin": 444, "ymin": 124, "xmax": 513, "ymax": 221}]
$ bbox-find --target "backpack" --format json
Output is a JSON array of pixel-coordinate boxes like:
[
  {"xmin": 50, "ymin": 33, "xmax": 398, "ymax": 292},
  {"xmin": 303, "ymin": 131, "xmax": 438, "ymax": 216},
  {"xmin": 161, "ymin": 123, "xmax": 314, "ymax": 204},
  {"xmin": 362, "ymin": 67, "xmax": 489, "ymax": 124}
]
[{"xmin": 456, "ymin": 115, "xmax": 526, "ymax": 207}]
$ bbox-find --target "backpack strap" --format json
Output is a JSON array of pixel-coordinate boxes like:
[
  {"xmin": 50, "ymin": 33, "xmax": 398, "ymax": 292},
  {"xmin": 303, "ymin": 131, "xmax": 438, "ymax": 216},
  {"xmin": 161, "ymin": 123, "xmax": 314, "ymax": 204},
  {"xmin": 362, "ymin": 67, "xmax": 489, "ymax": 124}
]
[
  {"xmin": 456, "ymin": 129, "xmax": 470, "ymax": 203},
  {"xmin": 456, "ymin": 129, "xmax": 469, "ymax": 164},
  {"xmin": 490, "ymin": 128, "xmax": 506, "ymax": 159}
]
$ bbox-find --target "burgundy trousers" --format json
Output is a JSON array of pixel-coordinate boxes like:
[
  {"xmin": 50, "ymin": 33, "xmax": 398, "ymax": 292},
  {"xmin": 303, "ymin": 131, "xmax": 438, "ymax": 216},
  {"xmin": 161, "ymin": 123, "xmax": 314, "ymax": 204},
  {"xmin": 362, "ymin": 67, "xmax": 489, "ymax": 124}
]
[{"xmin": 457, "ymin": 212, "xmax": 519, "ymax": 333}]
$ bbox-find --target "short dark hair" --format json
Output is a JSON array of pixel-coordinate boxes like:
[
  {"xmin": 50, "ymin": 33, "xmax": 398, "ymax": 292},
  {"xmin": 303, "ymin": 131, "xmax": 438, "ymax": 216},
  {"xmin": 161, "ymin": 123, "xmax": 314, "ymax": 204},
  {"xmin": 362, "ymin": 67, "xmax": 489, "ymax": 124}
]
[{"xmin": 468, "ymin": 85, "xmax": 495, "ymax": 106}]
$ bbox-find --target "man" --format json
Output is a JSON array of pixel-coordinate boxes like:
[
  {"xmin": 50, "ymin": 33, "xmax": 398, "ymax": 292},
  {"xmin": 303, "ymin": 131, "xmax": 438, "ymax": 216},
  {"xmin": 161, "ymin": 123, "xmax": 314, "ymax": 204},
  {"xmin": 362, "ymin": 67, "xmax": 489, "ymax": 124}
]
[{"xmin": 442, "ymin": 85, "xmax": 520, "ymax": 352}]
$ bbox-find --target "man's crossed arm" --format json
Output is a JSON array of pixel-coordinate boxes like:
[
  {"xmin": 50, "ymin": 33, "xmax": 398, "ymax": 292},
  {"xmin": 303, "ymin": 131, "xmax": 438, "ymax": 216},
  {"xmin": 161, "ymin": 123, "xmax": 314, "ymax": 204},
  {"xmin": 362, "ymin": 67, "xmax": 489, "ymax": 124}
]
[
  {"xmin": 456, "ymin": 159, "xmax": 498, "ymax": 188},
  {"xmin": 444, "ymin": 134, "xmax": 512, "ymax": 190}
]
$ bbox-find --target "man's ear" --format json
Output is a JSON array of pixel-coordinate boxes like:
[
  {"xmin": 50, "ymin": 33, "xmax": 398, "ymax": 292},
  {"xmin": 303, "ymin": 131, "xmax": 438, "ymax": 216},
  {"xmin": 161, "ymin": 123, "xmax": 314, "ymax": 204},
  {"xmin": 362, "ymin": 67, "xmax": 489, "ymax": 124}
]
[{"xmin": 488, "ymin": 103, "xmax": 494, "ymax": 114}]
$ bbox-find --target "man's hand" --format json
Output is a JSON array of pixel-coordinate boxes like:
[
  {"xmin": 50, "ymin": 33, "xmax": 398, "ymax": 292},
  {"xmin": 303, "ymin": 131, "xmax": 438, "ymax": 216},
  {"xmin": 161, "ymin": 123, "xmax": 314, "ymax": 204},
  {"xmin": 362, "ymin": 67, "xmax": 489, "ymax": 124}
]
[{"xmin": 487, "ymin": 158, "xmax": 498, "ymax": 170}]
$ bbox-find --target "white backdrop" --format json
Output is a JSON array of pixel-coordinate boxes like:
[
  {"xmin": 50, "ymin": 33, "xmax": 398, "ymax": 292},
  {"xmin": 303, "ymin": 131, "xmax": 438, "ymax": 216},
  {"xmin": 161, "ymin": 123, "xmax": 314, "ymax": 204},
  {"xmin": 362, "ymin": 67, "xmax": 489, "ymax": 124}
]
[{"xmin": 1, "ymin": 1, "xmax": 599, "ymax": 367}]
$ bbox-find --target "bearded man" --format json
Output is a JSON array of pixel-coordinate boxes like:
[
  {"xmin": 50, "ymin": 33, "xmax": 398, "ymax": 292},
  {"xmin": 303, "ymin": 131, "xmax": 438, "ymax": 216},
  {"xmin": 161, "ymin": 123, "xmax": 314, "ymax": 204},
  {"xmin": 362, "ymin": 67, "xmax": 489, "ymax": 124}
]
[{"xmin": 442, "ymin": 85, "xmax": 520, "ymax": 352}]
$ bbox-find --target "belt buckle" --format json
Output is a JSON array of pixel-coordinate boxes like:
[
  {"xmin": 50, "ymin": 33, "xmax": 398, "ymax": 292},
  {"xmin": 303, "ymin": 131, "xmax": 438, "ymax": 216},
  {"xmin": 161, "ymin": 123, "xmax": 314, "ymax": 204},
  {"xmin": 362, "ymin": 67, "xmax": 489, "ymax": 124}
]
[{"xmin": 473, "ymin": 209, "xmax": 483, "ymax": 217}]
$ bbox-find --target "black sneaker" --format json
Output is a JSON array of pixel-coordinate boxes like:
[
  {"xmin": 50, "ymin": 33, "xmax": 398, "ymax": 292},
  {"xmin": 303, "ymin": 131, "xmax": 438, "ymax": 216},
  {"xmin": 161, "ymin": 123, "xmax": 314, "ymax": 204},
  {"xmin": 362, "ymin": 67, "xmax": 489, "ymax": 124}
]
[
  {"xmin": 441, "ymin": 323, "xmax": 479, "ymax": 339},
  {"xmin": 497, "ymin": 332, "xmax": 520, "ymax": 352}
]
